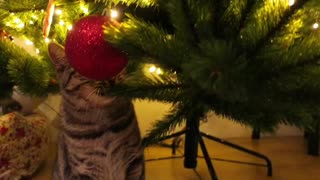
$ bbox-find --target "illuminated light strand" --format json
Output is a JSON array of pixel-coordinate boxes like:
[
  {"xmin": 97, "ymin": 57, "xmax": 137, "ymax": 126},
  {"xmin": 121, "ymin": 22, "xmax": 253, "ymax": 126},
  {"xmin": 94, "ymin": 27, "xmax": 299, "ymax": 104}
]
[
  {"xmin": 14, "ymin": 18, "xmax": 21, "ymax": 23},
  {"xmin": 110, "ymin": 9, "xmax": 119, "ymax": 19},
  {"xmin": 156, "ymin": 68, "xmax": 162, "ymax": 75},
  {"xmin": 149, "ymin": 65, "xmax": 156, "ymax": 73},
  {"xmin": 45, "ymin": 37, "xmax": 50, "ymax": 43},
  {"xmin": 80, "ymin": 5, "xmax": 89, "ymax": 14},
  {"xmin": 67, "ymin": 25, "xmax": 73, "ymax": 30},
  {"xmin": 55, "ymin": 9, "xmax": 62, "ymax": 15},
  {"xmin": 102, "ymin": 8, "xmax": 120, "ymax": 19},
  {"xmin": 25, "ymin": 39, "xmax": 33, "ymax": 45},
  {"xmin": 313, "ymin": 23, "xmax": 319, "ymax": 29},
  {"xmin": 289, "ymin": 0, "xmax": 295, "ymax": 6},
  {"xmin": 59, "ymin": 20, "xmax": 65, "ymax": 26},
  {"xmin": 17, "ymin": 23, "xmax": 25, "ymax": 28},
  {"xmin": 148, "ymin": 65, "xmax": 163, "ymax": 75}
]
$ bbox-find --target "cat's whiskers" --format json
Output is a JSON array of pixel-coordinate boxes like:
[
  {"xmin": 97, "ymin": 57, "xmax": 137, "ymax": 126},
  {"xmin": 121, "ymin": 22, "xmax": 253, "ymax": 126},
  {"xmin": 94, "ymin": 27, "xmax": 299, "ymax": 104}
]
[
  {"xmin": 95, "ymin": 87, "xmax": 105, "ymax": 122},
  {"xmin": 82, "ymin": 87, "xmax": 98, "ymax": 117}
]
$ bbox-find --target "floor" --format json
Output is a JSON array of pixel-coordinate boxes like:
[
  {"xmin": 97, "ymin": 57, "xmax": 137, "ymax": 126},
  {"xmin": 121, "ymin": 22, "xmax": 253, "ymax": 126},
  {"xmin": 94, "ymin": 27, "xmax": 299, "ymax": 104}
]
[{"xmin": 30, "ymin": 136, "xmax": 320, "ymax": 180}]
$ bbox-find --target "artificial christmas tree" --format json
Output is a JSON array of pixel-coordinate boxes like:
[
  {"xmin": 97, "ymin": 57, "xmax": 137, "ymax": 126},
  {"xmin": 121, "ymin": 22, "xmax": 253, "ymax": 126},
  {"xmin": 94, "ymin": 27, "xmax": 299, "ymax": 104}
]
[{"xmin": 0, "ymin": 0, "xmax": 320, "ymax": 179}]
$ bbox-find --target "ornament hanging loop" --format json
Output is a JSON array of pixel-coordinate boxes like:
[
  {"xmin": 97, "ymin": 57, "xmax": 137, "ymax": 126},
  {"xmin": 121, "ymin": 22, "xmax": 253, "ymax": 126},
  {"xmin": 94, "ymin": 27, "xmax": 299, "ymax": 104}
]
[{"xmin": 43, "ymin": 0, "xmax": 55, "ymax": 38}]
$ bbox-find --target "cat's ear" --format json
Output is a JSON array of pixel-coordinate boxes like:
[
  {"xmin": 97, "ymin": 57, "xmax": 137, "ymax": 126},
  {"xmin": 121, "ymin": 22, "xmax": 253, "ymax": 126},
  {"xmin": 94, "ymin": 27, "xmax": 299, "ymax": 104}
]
[{"xmin": 48, "ymin": 42, "xmax": 68, "ymax": 71}]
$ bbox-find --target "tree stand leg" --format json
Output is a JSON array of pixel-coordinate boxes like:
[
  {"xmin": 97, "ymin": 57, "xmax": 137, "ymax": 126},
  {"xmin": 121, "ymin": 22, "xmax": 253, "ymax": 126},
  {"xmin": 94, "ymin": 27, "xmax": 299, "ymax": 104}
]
[
  {"xmin": 198, "ymin": 132, "xmax": 218, "ymax": 180},
  {"xmin": 251, "ymin": 127, "xmax": 261, "ymax": 139},
  {"xmin": 145, "ymin": 118, "xmax": 273, "ymax": 180},
  {"xmin": 307, "ymin": 121, "xmax": 319, "ymax": 156}
]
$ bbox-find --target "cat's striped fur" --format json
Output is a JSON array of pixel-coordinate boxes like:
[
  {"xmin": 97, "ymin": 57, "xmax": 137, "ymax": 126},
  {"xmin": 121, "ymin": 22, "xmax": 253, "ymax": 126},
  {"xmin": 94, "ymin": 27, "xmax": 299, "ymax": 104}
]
[{"xmin": 48, "ymin": 43, "xmax": 144, "ymax": 180}]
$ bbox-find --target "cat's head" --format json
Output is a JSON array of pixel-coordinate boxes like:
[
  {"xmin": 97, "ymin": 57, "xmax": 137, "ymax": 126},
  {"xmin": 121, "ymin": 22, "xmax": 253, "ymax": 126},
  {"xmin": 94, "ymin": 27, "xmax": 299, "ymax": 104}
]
[{"xmin": 48, "ymin": 42, "xmax": 117, "ymax": 107}]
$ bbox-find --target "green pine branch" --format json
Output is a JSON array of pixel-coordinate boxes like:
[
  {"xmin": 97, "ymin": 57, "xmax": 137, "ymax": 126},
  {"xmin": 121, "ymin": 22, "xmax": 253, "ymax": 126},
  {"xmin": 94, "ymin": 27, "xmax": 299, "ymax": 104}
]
[
  {"xmin": 183, "ymin": 0, "xmax": 215, "ymax": 40},
  {"xmin": 94, "ymin": 0, "xmax": 157, "ymax": 7},
  {"xmin": 243, "ymin": 0, "xmax": 309, "ymax": 54},
  {"xmin": 0, "ymin": 40, "xmax": 57, "ymax": 97},
  {"xmin": 0, "ymin": 0, "xmax": 47, "ymax": 12},
  {"xmin": 142, "ymin": 103, "xmax": 188, "ymax": 146},
  {"xmin": 165, "ymin": 0, "xmax": 197, "ymax": 44},
  {"xmin": 106, "ymin": 72, "xmax": 186, "ymax": 103},
  {"xmin": 221, "ymin": 0, "xmax": 256, "ymax": 38},
  {"xmin": 104, "ymin": 14, "xmax": 188, "ymax": 71}
]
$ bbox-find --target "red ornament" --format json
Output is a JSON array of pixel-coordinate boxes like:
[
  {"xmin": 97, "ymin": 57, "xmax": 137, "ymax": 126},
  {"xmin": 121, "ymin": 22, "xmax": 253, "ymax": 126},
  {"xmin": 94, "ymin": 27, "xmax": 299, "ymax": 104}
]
[{"xmin": 65, "ymin": 15, "xmax": 128, "ymax": 80}]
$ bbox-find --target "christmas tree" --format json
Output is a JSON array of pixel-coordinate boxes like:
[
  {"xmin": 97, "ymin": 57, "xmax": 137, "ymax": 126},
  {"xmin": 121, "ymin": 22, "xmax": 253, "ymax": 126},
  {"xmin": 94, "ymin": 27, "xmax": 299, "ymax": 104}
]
[{"xmin": 0, "ymin": 0, "xmax": 320, "ymax": 145}]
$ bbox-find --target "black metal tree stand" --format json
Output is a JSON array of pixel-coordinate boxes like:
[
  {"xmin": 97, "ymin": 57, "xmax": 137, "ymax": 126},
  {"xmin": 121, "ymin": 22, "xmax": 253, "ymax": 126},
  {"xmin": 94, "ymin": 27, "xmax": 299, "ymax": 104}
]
[{"xmin": 146, "ymin": 118, "xmax": 273, "ymax": 180}]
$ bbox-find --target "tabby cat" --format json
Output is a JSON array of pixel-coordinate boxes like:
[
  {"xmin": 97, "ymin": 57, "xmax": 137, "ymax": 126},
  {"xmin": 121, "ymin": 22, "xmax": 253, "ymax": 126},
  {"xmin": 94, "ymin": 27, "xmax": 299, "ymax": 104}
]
[{"xmin": 48, "ymin": 42, "xmax": 144, "ymax": 180}]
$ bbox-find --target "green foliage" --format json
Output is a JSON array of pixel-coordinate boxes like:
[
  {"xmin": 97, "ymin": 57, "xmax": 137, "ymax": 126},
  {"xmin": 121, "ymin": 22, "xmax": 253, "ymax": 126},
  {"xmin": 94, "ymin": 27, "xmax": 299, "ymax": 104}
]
[
  {"xmin": 0, "ymin": 0, "xmax": 107, "ymax": 98},
  {"xmin": 0, "ymin": 0, "xmax": 320, "ymax": 144},
  {"xmin": 143, "ymin": 100, "xmax": 208, "ymax": 146},
  {"xmin": 0, "ymin": 40, "xmax": 14, "ymax": 99},
  {"xmin": 142, "ymin": 103, "xmax": 187, "ymax": 146},
  {"xmin": 0, "ymin": 0, "xmax": 47, "ymax": 12},
  {"xmin": 108, "ymin": 74, "xmax": 185, "ymax": 103},
  {"xmin": 184, "ymin": 0, "xmax": 216, "ymax": 40},
  {"xmin": 94, "ymin": 0, "xmax": 157, "ymax": 7},
  {"xmin": 0, "ymin": 39, "xmax": 57, "ymax": 98},
  {"xmin": 104, "ymin": 0, "xmax": 320, "ymax": 142},
  {"xmin": 105, "ymin": 15, "xmax": 188, "ymax": 70}
]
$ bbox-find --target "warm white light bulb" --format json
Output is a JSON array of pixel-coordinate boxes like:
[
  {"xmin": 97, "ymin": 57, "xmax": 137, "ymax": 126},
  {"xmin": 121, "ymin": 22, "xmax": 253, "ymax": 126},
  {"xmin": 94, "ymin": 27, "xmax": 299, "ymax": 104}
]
[
  {"xmin": 313, "ymin": 23, "xmax": 319, "ymax": 29},
  {"xmin": 149, "ymin": 66, "xmax": 156, "ymax": 73},
  {"xmin": 156, "ymin": 68, "xmax": 162, "ymax": 75},
  {"xmin": 17, "ymin": 23, "xmax": 24, "ymax": 28},
  {"xmin": 289, "ymin": 0, "xmax": 295, "ymax": 6},
  {"xmin": 110, "ymin": 9, "xmax": 119, "ymax": 19},
  {"xmin": 35, "ymin": 49, "xmax": 40, "ymax": 54},
  {"xmin": 59, "ymin": 20, "xmax": 65, "ymax": 26},
  {"xmin": 67, "ymin": 25, "xmax": 73, "ymax": 30},
  {"xmin": 81, "ymin": 6, "xmax": 89, "ymax": 14},
  {"xmin": 45, "ymin": 37, "xmax": 50, "ymax": 43},
  {"xmin": 55, "ymin": 9, "xmax": 63, "ymax": 15},
  {"xmin": 14, "ymin": 18, "xmax": 21, "ymax": 23},
  {"xmin": 25, "ymin": 40, "xmax": 33, "ymax": 45}
]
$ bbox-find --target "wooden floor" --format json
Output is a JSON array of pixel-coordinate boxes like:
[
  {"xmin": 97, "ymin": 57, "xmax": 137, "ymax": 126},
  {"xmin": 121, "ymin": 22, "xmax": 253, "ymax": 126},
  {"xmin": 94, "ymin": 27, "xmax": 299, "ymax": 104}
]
[{"xmin": 30, "ymin": 136, "xmax": 320, "ymax": 180}]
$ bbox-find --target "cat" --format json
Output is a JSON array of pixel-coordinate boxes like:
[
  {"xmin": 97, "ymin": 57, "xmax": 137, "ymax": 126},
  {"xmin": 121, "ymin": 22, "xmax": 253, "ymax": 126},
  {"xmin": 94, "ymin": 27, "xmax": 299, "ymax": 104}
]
[{"xmin": 48, "ymin": 42, "xmax": 144, "ymax": 180}]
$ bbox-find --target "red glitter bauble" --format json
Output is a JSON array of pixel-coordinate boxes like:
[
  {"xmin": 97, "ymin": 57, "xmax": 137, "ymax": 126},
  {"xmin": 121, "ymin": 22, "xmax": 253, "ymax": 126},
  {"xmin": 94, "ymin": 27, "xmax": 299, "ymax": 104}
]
[{"xmin": 65, "ymin": 15, "xmax": 127, "ymax": 80}]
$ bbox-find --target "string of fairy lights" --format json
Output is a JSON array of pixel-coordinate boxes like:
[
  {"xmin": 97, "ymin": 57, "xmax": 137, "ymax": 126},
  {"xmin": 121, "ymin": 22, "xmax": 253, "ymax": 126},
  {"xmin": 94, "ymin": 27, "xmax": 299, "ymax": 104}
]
[
  {"xmin": 4, "ymin": 2, "xmax": 120, "ymax": 56},
  {"xmin": 2, "ymin": 1, "xmax": 166, "ymax": 75},
  {"xmin": 289, "ymin": 0, "xmax": 319, "ymax": 29},
  {"xmin": 1, "ymin": 0, "xmax": 319, "ymax": 75}
]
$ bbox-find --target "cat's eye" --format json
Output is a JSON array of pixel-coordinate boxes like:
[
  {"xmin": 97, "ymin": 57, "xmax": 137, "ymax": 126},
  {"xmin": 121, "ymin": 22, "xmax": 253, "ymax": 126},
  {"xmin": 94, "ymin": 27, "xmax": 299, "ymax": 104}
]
[
  {"xmin": 63, "ymin": 71, "xmax": 90, "ymax": 91},
  {"xmin": 65, "ymin": 79, "xmax": 90, "ymax": 91}
]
